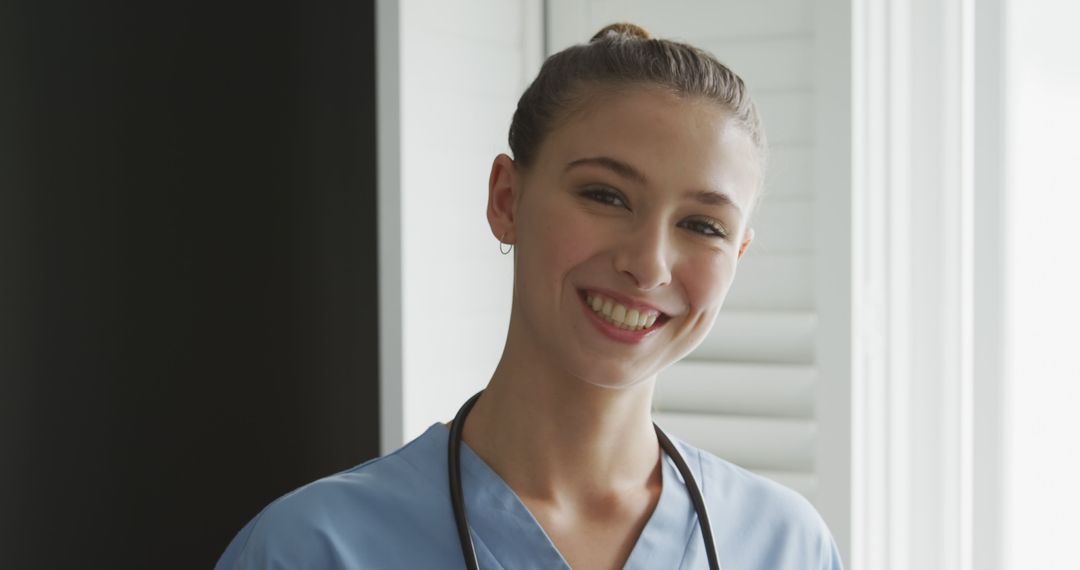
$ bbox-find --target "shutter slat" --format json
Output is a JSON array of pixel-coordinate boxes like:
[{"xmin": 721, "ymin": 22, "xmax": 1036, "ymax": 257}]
[
  {"xmin": 755, "ymin": 92, "xmax": 814, "ymax": 145},
  {"xmin": 656, "ymin": 361, "xmax": 816, "ymax": 418},
  {"xmin": 725, "ymin": 254, "xmax": 815, "ymax": 311},
  {"xmin": 691, "ymin": 311, "xmax": 816, "ymax": 364},
  {"xmin": 747, "ymin": 198, "xmax": 815, "ymax": 255},
  {"xmin": 766, "ymin": 145, "xmax": 814, "ymax": 198},
  {"xmin": 695, "ymin": 36, "xmax": 815, "ymax": 92},
  {"xmin": 655, "ymin": 411, "xmax": 816, "ymax": 472},
  {"xmin": 584, "ymin": 0, "xmax": 813, "ymax": 41}
]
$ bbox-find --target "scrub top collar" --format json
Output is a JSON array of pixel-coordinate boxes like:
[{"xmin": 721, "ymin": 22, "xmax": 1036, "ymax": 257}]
[{"xmin": 429, "ymin": 423, "xmax": 703, "ymax": 569}]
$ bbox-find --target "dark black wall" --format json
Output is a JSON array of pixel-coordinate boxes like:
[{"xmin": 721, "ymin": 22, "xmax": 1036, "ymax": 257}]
[{"xmin": 0, "ymin": 1, "xmax": 380, "ymax": 567}]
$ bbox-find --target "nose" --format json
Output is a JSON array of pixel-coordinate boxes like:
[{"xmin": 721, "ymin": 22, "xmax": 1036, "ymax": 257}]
[{"xmin": 613, "ymin": 218, "xmax": 673, "ymax": 291}]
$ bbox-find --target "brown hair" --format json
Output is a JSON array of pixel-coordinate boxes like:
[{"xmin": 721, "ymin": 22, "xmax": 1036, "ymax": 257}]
[{"xmin": 508, "ymin": 23, "xmax": 767, "ymax": 172}]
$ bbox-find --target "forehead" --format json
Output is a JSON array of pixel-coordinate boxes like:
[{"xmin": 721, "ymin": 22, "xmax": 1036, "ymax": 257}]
[{"xmin": 535, "ymin": 87, "xmax": 761, "ymax": 210}]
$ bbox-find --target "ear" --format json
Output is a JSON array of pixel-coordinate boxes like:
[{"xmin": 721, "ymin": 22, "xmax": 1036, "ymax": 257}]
[
  {"xmin": 487, "ymin": 153, "xmax": 520, "ymax": 245},
  {"xmin": 737, "ymin": 227, "xmax": 754, "ymax": 260}
]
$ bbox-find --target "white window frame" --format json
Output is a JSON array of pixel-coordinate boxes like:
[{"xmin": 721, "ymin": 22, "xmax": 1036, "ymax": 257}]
[{"xmin": 850, "ymin": 0, "xmax": 1005, "ymax": 568}]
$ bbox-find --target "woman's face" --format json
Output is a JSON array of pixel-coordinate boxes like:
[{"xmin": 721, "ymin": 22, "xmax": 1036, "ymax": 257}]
[{"xmin": 493, "ymin": 87, "xmax": 760, "ymax": 389}]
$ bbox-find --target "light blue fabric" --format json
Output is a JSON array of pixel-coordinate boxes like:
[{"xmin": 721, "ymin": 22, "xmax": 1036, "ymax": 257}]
[{"xmin": 216, "ymin": 423, "xmax": 843, "ymax": 569}]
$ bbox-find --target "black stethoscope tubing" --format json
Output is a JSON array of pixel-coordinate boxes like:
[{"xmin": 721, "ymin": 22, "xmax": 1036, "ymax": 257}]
[{"xmin": 448, "ymin": 390, "xmax": 721, "ymax": 570}]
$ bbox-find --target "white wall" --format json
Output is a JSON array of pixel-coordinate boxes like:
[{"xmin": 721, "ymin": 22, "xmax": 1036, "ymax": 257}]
[
  {"xmin": 1003, "ymin": 1, "xmax": 1080, "ymax": 567},
  {"xmin": 379, "ymin": 0, "xmax": 543, "ymax": 448}
]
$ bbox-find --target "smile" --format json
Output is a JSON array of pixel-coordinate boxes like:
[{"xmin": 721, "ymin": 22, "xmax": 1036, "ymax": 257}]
[
  {"xmin": 585, "ymin": 291, "xmax": 659, "ymax": 330},
  {"xmin": 577, "ymin": 289, "xmax": 671, "ymax": 343}
]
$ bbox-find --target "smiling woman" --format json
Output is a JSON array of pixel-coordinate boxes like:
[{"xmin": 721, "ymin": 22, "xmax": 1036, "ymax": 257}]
[
  {"xmin": 487, "ymin": 87, "xmax": 759, "ymax": 392},
  {"xmin": 217, "ymin": 22, "xmax": 842, "ymax": 570}
]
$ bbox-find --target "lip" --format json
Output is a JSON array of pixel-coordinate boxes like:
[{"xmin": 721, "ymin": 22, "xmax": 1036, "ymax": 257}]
[{"xmin": 577, "ymin": 289, "xmax": 671, "ymax": 345}]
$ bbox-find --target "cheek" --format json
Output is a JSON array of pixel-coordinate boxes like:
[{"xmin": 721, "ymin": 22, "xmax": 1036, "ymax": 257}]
[
  {"xmin": 678, "ymin": 252, "xmax": 737, "ymax": 313},
  {"xmin": 524, "ymin": 205, "xmax": 601, "ymax": 278}
]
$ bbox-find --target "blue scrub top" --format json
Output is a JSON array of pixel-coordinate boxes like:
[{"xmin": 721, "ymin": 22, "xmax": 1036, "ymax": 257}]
[{"xmin": 217, "ymin": 423, "xmax": 843, "ymax": 569}]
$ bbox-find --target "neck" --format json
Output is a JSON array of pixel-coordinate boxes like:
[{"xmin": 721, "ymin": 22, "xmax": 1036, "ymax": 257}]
[{"xmin": 458, "ymin": 332, "xmax": 661, "ymax": 506}]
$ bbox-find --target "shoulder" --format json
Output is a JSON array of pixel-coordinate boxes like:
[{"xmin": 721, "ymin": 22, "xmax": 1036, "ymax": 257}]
[
  {"xmin": 216, "ymin": 426, "xmax": 450, "ymax": 569},
  {"xmin": 694, "ymin": 444, "xmax": 824, "ymax": 530},
  {"xmin": 671, "ymin": 436, "xmax": 844, "ymax": 570}
]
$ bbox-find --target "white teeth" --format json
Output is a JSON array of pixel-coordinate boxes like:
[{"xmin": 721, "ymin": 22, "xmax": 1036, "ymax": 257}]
[
  {"xmin": 626, "ymin": 309, "xmax": 640, "ymax": 327},
  {"xmin": 583, "ymin": 292, "xmax": 661, "ymax": 331},
  {"xmin": 611, "ymin": 304, "xmax": 626, "ymax": 323}
]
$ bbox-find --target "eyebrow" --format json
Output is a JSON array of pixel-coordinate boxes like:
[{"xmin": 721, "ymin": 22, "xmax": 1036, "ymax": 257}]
[
  {"xmin": 565, "ymin": 156, "xmax": 648, "ymax": 185},
  {"xmin": 565, "ymin": 155, "xmax": 744, "ymax": 218},
  {"xmin": 687, "ymin": 189, "xmax": 743, "ymax": 219}
]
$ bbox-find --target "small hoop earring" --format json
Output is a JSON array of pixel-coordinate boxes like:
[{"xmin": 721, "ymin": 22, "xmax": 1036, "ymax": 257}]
[{"xmin": 499, "ymin": 233, "xmax": 513, "ymax": 255}]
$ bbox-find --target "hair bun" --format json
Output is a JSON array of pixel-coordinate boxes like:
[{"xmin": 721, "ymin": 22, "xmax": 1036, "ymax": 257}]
[{"xmin": 590, "ymin": 22, "xmax": 652, "ymax": 42}]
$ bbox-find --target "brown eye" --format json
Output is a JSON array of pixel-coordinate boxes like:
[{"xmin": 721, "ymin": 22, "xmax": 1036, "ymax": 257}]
[
  {"xmin": 680, "ymin": 218, "xmax": 728, "ymax": 239},
  {"xmin": 580, "ymin": 188, "xmax": 629, "ymax": 209}
]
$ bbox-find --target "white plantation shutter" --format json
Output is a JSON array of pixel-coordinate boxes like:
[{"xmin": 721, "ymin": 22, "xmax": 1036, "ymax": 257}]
[
  {"xmin": 655, "ymin": 361, "xmax": 818, "ymax": 498},
  {"xmin": 547, "ymin": 0, "xmax": 847, "ymax": 518}
]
